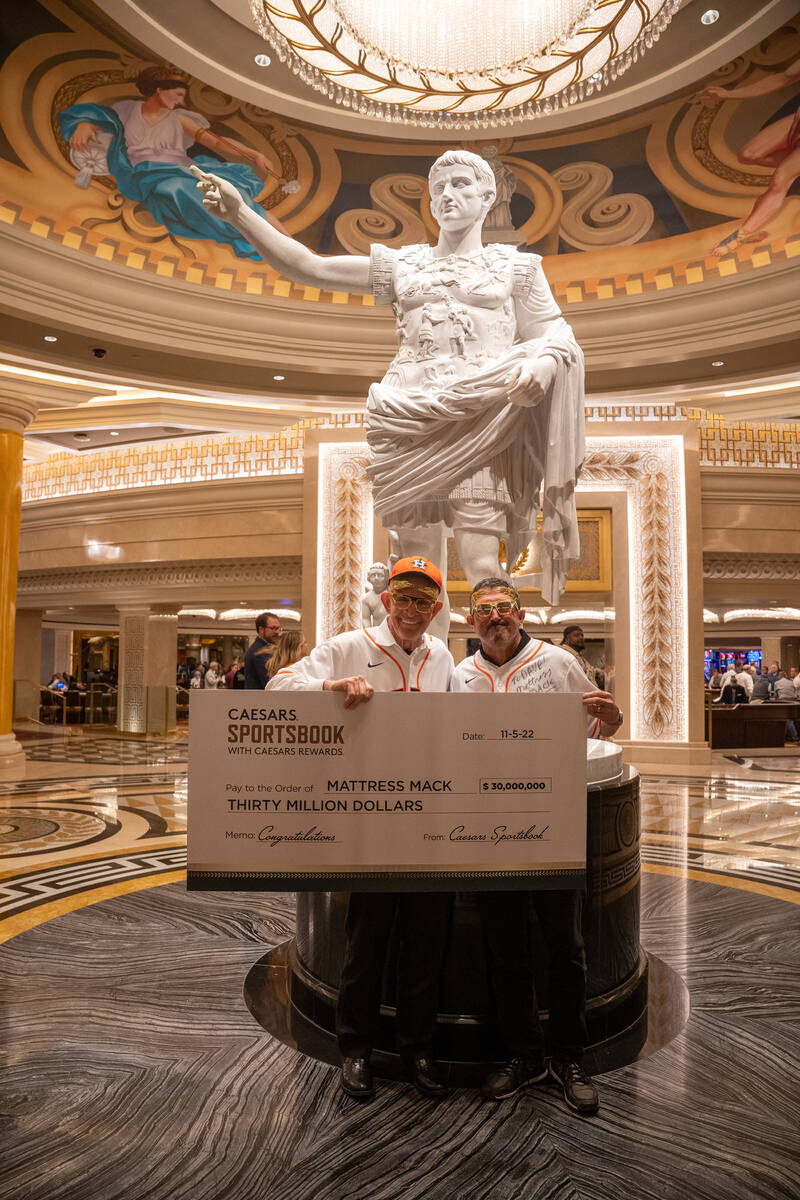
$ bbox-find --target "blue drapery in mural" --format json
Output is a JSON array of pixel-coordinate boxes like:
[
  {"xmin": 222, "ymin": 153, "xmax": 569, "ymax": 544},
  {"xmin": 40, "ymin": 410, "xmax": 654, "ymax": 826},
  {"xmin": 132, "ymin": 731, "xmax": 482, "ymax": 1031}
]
[{"xmin": 58, "ymin": 103, "xmax": 269, "ymax": 259}]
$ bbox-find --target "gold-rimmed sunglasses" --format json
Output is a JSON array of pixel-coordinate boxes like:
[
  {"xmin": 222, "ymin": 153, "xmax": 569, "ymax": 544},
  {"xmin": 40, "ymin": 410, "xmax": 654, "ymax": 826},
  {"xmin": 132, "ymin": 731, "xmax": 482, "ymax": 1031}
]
[
  {"xmin": 390, "ymin": 594, "xmax": 437, "ymax": 614},
  {"xmin": 470, "ymin": 600, "xmax": 519, "ymax": 617}
]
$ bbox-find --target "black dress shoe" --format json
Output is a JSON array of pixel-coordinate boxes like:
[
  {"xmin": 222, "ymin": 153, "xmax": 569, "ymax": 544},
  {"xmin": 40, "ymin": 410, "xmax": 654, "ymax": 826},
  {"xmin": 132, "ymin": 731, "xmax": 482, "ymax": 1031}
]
[
  {"xmin": 407, "ymin": 1054, "xmax": 449, "ymax": 1099},
  {"xmin": 481, "ymin": 1057, "xmax": 548, "ymax": 1100},
  {"xmin": 340, "ymin": 1056, "xmax": 375, "ymax": 1099}
]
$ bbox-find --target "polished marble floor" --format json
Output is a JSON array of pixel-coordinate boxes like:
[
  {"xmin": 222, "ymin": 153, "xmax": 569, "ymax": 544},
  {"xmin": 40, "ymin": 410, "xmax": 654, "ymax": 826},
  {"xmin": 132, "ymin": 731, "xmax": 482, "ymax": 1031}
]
[{"xmin": 1, "ymin": 727, "xmax": 798, "ymax": 1200}]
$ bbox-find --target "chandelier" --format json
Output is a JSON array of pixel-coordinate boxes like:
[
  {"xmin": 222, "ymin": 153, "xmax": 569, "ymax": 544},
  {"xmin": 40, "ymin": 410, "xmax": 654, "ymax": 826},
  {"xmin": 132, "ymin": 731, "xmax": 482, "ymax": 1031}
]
[{"xmin": 250, "ymin": 0, "xmax": 680, "ymax": 130}]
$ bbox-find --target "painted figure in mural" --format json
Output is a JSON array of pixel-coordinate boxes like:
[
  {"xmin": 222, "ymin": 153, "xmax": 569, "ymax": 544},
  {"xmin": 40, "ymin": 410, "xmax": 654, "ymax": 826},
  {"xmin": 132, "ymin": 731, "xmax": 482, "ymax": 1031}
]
[
  {"xmin": 193, "ymin": 149, "xmax": 584, "ymax": 631},
  {"xmin": 58, "ymin": 65, "xmax": 282, "ymax": 259},
  {"xmin": 361, "ymin": 562, "xmax": 390, "ymax": 627},
  {"xmin": 698, "ymin": 58, "xmax": 800, "ymax": 257}
]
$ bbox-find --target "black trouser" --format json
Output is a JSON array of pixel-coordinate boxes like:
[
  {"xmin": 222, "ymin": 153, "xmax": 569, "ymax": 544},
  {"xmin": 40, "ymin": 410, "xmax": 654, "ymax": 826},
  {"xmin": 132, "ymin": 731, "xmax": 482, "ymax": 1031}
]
[
  {"xmin": 478, "ymin": 889, "xmax": 588, "ymax": 1062},
  {"xmin": 336, "ymin": 891, "xmax": 453, "ymax": 1059}
]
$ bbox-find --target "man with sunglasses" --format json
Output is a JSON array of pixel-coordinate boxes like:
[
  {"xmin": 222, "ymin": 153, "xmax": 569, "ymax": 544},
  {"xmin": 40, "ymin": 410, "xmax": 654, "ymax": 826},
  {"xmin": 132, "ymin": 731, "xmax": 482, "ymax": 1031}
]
[
  {"xmin": 266, "ymin": 557, "xmax": 454, "ymax": 1100},
  {"xmin": 451, "ymin": 577, "xmax": 622, "ymax": 1116}
]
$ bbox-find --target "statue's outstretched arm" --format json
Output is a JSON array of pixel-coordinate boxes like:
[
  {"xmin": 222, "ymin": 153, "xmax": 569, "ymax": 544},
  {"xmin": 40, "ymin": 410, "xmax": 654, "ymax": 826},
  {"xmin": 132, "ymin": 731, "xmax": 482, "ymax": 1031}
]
[{"xmin": 191, "ymin": 166, "xmax": 371, "ymax": 292}]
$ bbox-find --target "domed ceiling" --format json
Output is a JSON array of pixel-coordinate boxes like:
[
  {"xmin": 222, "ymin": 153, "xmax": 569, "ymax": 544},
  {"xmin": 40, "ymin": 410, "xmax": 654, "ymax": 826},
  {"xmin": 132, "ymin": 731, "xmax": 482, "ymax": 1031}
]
[{"xmin": 0, "ymin": 0, "xmax": 798, "ymax": 444}]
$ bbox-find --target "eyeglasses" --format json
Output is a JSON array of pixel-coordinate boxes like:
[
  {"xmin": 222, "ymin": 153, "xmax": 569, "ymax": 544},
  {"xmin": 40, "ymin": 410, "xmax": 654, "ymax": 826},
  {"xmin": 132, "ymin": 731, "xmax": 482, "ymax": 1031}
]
[
  {"xmin": 391, "ymin": 594, "xmax": 436, "ymax": 614},
  {"xmin": 471, "ymin": 600, "xmax": 518, "ymax": 617}
]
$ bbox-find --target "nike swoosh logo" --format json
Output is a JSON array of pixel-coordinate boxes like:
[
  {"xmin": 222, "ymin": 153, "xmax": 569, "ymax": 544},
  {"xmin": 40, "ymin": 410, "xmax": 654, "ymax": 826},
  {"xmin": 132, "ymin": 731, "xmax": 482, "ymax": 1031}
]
[
  {"xmin": 462, "ymin": 676, "xmax": 475, "ymax": 684},
  {"xmin": 367, "ymin": 662, "xmax": 384, "ymax": 669}
]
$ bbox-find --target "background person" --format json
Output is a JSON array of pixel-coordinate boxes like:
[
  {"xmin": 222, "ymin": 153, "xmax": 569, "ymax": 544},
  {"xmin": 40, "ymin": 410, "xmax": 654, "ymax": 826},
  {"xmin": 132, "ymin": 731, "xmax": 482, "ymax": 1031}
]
[
  {"xmin": 203, "ymin": 660, "xmax": 223, "ymax": 689},
  {"xmin": 267, "ymin": 557, "xmax": 454, "ymax": 1101},
  {"xmin": 735, "ymin": 663, "xmax": 754, "ymax": 699},
  {"xmin": 244, "ymin": 612, "xmax": 281, "ymax": 689},
  {"xmin": 451, "ymin": 577, "xmax": 622, "ymax": 1117},
  {"xmin": 773, "ymin": 671, "xmax": 800, "ymax": 742},
  {"xmin": 715, "ymin": 662, "xmax": 739, "ymax": 700},
  {"xmin": 559, "ymin": 624, "xmax": 601, "ymax": 686},
  {"xmin": 265, "ymin": 631, "xmax": 309, "ymax": 680}
]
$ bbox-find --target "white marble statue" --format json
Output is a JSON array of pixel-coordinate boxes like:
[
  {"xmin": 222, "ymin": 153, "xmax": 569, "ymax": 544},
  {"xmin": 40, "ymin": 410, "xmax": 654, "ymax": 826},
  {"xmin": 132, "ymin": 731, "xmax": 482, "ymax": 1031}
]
[
  {"xmin": 192, "ymin": 150, "xmax": 584, "ymax": 636},
  {"xmin": 361, "ymin": 562, "xmax": 390, "ymax": 627}
]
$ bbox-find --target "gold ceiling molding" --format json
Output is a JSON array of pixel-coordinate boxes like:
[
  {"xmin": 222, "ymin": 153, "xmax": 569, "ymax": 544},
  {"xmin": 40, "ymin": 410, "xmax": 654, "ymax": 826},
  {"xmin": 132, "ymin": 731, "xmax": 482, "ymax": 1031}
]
[
  {"xmin": 703, "ymin": 554, "xmax": 800, "ymax": 581},
  {"xmin": 689, "ymin": 411, "xmax": 800, "ymax": 471},
  {"xmin": 20, "ymin": 416, "xmax": 358, "ymax": 503},
  {"xmin": 17, "ymin": 558, "xmax": 303, "ymax": 597},
  {"xmin": 251, "ymin": 0, "xmax": 680, "ymax": 129},
  {"xmin": 19, "ymin": 409, "xmax": 800, "ymax": 506},
  {"xmin": 3, "ymin": 193, "xmax": 797, "ymax": 301}
]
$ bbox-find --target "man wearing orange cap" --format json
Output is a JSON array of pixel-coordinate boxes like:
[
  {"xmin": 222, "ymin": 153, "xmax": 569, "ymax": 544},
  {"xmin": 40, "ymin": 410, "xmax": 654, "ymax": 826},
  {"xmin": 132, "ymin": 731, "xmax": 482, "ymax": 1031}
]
[{"xmin": 267, "ymin": 557, "xmax": 454, "ymax": 1100}]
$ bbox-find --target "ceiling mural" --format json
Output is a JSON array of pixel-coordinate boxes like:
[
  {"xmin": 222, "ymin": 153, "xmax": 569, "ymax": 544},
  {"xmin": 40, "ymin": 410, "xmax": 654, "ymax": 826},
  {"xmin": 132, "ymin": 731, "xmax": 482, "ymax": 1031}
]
[{"xmin": 0, "ymin": 0, "xmax": 798, "ymax": 301}]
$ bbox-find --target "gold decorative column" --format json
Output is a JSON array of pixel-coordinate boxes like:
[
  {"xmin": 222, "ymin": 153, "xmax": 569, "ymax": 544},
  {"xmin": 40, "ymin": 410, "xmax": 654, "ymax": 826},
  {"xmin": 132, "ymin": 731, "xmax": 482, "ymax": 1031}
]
[{"xmin": 0, "ymin": 392, "xmax": 39, "ymax": 771}]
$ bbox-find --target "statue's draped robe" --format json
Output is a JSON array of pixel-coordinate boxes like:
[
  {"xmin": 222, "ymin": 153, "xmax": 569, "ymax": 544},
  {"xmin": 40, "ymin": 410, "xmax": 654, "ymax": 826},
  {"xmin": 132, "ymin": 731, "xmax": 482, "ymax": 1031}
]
[{"xmin": 366, "ymin": 243, "xmax": 585, "ymax": 604}]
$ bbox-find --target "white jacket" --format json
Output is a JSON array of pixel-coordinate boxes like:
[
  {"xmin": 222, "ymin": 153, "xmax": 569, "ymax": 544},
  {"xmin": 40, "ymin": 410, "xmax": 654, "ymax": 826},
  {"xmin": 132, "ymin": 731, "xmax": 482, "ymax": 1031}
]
[
  {"xmin": 265, "ymin": 618, "xmax": 453, "ymax": 693},
  {"xmin": 735, "ymin": 670, "xmax": 754, "ymax": 697},
  {"xmin": 451, "ymin": 635, "xmax": 602, "ymax": 737}
]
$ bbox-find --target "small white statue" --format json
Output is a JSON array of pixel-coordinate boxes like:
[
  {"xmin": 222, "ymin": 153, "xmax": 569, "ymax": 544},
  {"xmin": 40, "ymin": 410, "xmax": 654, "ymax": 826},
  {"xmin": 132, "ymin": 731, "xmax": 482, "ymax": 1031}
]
[
  {"xmin": 361, "ymin": 562, "xmax": 390, "ymax": 627},
  {"xmin": 192, "ymin": 150, "xmax": 584, "ymax": 639},
  {"xmin": 482, "ymin": 145, "xmax": 518, "ymax": 236}
]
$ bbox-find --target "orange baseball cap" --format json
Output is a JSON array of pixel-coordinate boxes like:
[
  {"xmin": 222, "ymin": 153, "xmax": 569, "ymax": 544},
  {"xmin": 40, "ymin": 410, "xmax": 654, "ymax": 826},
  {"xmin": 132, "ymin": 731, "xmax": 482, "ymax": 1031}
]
[{"xmin": 389, "ymin": 556, "xmax": 443, "ymax": 592}]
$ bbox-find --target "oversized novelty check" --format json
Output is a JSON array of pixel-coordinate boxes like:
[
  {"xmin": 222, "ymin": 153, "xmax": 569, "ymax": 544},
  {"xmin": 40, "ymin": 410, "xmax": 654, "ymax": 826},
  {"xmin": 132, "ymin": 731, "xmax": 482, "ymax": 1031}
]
[{"xmin": 187, "ymin": 691, "xmax": 587, "ymax": 891}]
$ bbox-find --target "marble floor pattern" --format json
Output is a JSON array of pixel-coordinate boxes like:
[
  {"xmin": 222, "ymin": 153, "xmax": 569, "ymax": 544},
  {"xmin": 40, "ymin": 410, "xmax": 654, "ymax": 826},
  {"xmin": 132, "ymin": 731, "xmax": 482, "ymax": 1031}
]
[{"xmin": 1, "ymin": 728, "xmax": 799, "ymax": 1200}]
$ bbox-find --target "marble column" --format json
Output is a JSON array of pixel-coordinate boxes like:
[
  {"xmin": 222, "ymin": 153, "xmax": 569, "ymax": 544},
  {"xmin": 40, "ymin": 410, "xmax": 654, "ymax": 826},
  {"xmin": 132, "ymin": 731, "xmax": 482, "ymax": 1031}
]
[
  {"xmin": 117, "ymin": 607, "xmax": 178, "ymax": 734},
  {"xmin": 39, "ymin": 627, "xmax": 72, "ymax": 685},
  {"xmin": 117, "ymin": 607, "xmax": 150, "ymax": 734},
  {"xmin": 0, "ymin": 393, "xmax": 38, "ymax": 771},
  {"xmin": 145, "ymin": 611, "xmax": 178, "ymax": 733},
  {"xmin": 13, "ymin": 608, "xmax": 44, "ymax": 721},
  {"xmin": 760, "ymin": 634, "xmax": 782, "ymax": 671},
  {"xmin": 683, "ymin": 426, "xmax": 709, "ymax": 755}
]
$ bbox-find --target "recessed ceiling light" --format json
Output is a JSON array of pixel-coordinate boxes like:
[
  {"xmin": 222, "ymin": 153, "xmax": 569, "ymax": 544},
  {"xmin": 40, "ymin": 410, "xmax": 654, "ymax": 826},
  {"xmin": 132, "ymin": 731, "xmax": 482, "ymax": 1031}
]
[
  {"xmin": 73, "ymin": 432, "xmax": 91, "ymax": 441},
  {"xmin": 109, "ymin": 431, "xmax": 120, "ymax": 437},
  {"xmin": 44, "ymin": 335, "xmax": 58, "ymax": 342},
  {"xmin": 273, "ymin": 374, "xmax": 285, "ymax": 381},
  {"xmin": 711, "ymin": 360, "xmax": 724, "ymax": 367},
  {"xmin": 254, "ymin": 53, "xmax": 271, "ymax": 66},
  {"xmin": 701, "ymin": 9, "xmax": 719, "ymax": 25}
]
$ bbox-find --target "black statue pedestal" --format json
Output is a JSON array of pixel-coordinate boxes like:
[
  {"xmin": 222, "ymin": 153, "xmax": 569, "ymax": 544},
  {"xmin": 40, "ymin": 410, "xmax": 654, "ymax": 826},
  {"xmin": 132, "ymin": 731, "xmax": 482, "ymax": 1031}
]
[{"xmin": 245, "ymin": 765, "xmax": 646, "ymax": 1083}]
